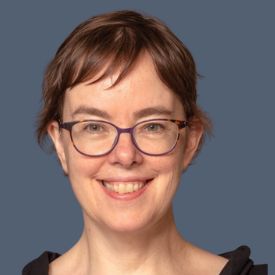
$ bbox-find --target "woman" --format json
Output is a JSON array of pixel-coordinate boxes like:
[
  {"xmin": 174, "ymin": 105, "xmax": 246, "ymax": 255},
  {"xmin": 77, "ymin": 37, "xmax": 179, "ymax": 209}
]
[{"xmin": 22, "ymin": 10, "xmax": 267, "ymax": 275}]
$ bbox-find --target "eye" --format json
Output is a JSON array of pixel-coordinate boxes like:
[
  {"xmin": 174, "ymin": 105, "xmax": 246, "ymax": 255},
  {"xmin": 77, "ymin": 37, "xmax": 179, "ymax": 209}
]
[
  {"xmin": 82, "ymin": 122, "xmax": 107, "ymax": 134},
  {"xmin": 142, "ymin": 122, "xmax": 166, "ymax": 133},
  {"xmin": 146, "ymin": 123, "xmax": 162, "ymax": 131}
]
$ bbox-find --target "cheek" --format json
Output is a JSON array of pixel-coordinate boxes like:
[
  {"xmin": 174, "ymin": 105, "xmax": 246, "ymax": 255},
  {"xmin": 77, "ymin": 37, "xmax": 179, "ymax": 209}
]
[
  {"xmin": 159, "ymin": 144, "xmax": 185, "ymax": 188},
  {"xmin": 147, "ymin": 155, "xmax": 182, "ymax": 218},
  {"xmin": 153, "ymin": 152, "xmax": 184, "ymax": 191},
  {"xmin": 64, "ymin": 151, "xmax": 106, "ymax": 214},
  {"xmin": 147, "ymin": 135, "xmax": 185, "ymax": 180},
  {"xmin": 64, "ymin": 147, "xmax": 105, "ymax": 183},
  {"xmin": 155, "ymin": 156, "xmax": 182, "ymax": 175}
]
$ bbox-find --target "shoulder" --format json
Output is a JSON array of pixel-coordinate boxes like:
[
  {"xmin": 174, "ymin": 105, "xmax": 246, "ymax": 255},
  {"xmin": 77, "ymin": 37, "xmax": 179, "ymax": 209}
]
[
  {"xmin": 219, "ymin": 246, "xmax": 268, "ymax": 275},
  {"xmin": 22, "ymin": 251, "xmax": 60, "ymax": 275}
]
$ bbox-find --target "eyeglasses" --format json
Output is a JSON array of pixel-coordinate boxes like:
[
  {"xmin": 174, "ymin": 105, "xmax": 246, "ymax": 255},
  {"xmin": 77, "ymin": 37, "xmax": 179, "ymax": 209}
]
[{"xmin": 59, "ymin": 119, "xmax": 188, "ymax": 157}]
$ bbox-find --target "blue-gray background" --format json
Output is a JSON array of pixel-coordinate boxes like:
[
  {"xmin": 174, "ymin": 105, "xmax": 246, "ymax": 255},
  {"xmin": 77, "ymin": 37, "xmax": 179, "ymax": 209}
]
[{"xmin": 0, "ymin": 1, "xmax": 274, "ymax": 274}]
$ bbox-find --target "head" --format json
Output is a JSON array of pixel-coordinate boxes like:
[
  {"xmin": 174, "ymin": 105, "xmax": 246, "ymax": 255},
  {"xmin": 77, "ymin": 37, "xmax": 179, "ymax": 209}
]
[
  {"xmin": 37, "ymin": 10, "xmax": 211, "ymax": 151},
  {"xmin": 37, "ymin": 10, "xmax": 212, "ymax": 232}
]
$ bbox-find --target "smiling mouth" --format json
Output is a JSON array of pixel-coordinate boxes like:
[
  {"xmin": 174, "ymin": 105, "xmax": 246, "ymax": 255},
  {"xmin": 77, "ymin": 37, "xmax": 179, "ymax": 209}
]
[{"xmin": 101, "ymin": 180, "xmax": 152, "ymax": 194}]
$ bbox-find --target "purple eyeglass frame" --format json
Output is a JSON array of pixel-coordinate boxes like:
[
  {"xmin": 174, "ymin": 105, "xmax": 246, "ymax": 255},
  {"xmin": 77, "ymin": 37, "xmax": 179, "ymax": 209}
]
[{"xmin": 59, "ymin": 118, "xmax": 188, "ymax": 157}]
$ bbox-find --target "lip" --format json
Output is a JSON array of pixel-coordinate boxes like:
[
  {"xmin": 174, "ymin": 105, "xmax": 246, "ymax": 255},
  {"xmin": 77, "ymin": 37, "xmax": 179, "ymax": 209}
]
[
  {"xmin": 100, "ymin": 177, "xmax": 153, "ymax": 182},
  {"xmin": 98, "ymin": 178, "xmax": 153, "ymax": 201}
]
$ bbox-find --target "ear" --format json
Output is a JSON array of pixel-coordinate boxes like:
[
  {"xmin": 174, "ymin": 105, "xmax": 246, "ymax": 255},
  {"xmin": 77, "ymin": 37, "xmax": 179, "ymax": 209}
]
[
  {"xmin": 181, "ymin": 121, "xmax": 204, "ymax": 171},
  {"xmin": 47, "ymin": 121, "xmax": 68, "ymax": 174}
]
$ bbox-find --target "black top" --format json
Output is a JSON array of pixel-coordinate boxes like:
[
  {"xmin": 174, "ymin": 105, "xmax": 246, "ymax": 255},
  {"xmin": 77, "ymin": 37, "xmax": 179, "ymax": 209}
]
[{"xmin": 22, "ymin": 246, "xmax": 267, "ymax": 275}]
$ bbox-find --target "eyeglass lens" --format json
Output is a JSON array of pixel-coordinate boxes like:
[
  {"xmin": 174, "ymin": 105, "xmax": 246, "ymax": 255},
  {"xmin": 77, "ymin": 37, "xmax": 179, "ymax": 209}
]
[{"xmin": 70, "ymin": 120, "xmax": 180, "ymax": 156}]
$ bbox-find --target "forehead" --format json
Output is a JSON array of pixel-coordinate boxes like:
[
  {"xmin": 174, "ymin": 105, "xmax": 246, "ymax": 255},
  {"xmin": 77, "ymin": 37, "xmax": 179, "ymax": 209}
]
[{"xmin": 63, "ymin": 53, "xmax": 185, "ymax": 121}]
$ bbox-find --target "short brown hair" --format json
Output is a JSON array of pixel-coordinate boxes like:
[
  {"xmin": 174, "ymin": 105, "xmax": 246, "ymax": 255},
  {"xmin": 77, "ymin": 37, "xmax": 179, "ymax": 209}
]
[{"xmin": 37, "ymin": 10, "xmax": 211, "ymax": 151}]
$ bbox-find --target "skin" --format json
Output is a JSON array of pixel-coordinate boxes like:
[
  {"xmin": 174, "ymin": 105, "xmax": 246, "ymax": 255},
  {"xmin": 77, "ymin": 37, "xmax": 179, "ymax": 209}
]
[{"xmin": 47, "ymin": 52, "xmax": 228, "ymax": 275}]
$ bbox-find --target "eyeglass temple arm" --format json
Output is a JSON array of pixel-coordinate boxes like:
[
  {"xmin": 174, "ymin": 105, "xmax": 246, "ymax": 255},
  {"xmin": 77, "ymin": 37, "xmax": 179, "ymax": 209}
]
[{"xmin": 172, "ymin": 120, "xmax": 188, "ymax": 129}]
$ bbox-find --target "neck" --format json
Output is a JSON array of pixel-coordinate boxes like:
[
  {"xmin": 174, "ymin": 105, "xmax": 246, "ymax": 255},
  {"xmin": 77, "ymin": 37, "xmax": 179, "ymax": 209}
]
[{"xmin": 71, "ymin": 207, "xmax": 187, "ymax": 275}]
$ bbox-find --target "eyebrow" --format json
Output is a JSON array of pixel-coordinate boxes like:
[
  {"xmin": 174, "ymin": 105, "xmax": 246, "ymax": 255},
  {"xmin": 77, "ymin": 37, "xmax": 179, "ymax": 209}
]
[
  {"xmin": 72, "ymin": 106, "xmax": 111, "ymax": 120},
  {"xmin": 133, "ymin": 107, "xmax": 173, "ymax": 119},
  {"xmin": 72, "ymin": 105, "xmax": 173, "ymax": 120}
]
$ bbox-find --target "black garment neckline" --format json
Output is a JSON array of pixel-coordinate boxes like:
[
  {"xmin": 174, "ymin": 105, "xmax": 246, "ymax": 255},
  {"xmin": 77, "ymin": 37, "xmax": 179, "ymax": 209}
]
[{"xmin": 22, "ymin": 245, "xmax": 267, "ymax": 275}]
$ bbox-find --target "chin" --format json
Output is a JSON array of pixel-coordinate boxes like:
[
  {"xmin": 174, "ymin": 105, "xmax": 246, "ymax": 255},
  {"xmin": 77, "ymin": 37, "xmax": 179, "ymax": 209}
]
[{"xmin": 95, "ymin": 210, "xmax": 158, "ymax": 235}]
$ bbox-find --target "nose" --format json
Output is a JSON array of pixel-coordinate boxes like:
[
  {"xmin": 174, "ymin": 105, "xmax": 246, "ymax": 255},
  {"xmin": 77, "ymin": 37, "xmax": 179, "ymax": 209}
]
[{"xmin": 108, "ymin": 132, "xmax": 143, "ymax": 168}]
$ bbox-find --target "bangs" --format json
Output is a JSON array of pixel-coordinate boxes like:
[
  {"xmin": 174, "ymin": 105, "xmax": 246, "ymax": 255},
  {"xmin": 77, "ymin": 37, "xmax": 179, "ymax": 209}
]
[
  {"xmin": 55, "ymin": 21, "xmax": 196, "ymax": 118},
  {"xmin": 57, "ymin": 25, "xmax": 145, "ymax": 90}
]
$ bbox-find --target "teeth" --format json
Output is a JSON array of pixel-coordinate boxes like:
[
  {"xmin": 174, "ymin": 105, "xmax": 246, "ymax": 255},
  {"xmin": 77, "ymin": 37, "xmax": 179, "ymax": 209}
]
[
  {"xmin": 114, "ymin": 184, "xmax": 119, "ymax": 192},
  {"xmin": 118, "ymin": 183, "xmax": 126, "ymax": 194},
  {"xmin": 125, "ymin": 183, "xmax": 133, "ymax": 193},
  {"xmin": 105, "ymin": 183, "xmax": 114, "ymax": 191},
  {"xmin": 103, "ymin": 181, "xmax": 146, "ymax": 194}
]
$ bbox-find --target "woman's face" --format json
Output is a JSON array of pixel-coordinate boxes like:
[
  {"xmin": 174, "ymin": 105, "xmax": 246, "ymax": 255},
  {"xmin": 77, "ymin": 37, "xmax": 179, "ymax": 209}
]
[{"xmin": 48, "ymin": 53, "xmax": 202, "ymax": 233}]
